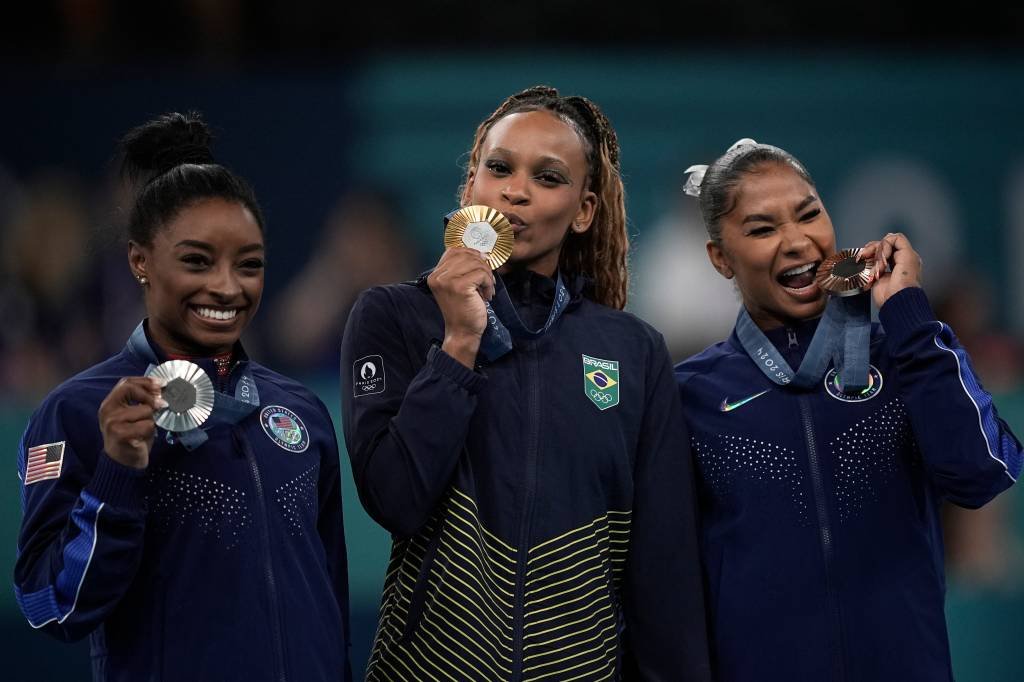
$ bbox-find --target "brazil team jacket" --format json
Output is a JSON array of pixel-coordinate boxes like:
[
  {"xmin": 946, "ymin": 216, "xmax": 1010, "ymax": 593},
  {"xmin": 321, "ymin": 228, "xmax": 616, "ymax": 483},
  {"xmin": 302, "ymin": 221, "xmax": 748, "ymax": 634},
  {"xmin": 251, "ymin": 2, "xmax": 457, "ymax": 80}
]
[
  {"xmin": 340, "ymin": 270, "xmax": 711, "ymax": 682},
  {"xmin": 14, "ymin": 322, "xmax": 351, "ymax": 682},
  {"xmin": 675, "ymin": 287, "xmax": 1022, "ymax": 682}
]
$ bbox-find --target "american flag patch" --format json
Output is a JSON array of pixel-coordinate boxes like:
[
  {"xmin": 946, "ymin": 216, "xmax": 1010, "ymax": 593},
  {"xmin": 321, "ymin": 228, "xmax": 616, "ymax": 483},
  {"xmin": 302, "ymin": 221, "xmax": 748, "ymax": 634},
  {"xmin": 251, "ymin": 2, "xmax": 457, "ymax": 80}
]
[
  {"xmin": 272, "ymin": 415, "xmax": 295, "ymax": 430},
  {"xmin": 24, "ymin": 441, "xmax": 66, "ymax": 486}
]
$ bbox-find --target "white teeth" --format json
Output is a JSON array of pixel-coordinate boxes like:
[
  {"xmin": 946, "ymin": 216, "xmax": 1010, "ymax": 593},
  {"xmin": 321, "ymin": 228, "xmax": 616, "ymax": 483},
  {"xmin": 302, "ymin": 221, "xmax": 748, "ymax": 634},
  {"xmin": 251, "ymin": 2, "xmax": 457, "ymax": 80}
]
[
  {"xmin": 196, "ymin": 307, "xmax": 237, "ymax": 321},
  {"xmin": 781, "ymin": 262, "xmax": 816, "ymax": 277}
]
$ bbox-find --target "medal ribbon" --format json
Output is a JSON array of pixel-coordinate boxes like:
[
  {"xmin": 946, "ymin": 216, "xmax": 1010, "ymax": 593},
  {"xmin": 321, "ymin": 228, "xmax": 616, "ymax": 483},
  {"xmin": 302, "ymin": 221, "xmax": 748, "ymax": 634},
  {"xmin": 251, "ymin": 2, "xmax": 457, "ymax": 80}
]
[
  {"xmin": 442, "ymin": 208, "xmax": 571, "ymax": 363},
  {"xmin": 477, "ymin": 273, "xmax": 571, "ymax": 363},
  {"xmin": 734, "ymin": 294, "xmax": 870, "ymax": 391},
  {"xmin": 128, "ymin": 323, "xmax": 260, "ymax": 450}
]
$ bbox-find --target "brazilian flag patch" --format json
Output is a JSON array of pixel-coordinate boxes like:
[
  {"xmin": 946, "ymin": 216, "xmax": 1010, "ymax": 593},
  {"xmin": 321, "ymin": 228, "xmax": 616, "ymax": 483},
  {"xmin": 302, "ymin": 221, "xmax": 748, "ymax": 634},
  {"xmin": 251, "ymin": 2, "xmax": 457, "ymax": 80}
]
[{"xmin": 583, "ymin": 354, "xmax": 619, "ymax": 410}]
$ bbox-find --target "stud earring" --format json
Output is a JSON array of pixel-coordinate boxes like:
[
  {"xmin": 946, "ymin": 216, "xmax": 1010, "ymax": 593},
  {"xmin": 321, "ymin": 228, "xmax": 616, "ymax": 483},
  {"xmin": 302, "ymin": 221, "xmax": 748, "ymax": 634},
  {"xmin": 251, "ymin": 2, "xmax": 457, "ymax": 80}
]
[{"xmin": 137, "ymin": 275, "xmax": 148, "ymax": 286}]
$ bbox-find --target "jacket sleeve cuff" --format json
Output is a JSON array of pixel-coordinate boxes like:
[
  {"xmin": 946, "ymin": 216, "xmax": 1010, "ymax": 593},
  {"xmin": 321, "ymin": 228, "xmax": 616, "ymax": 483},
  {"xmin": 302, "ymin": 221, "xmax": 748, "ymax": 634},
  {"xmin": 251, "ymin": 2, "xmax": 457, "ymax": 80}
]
[
  {"xmin": 427, "ymin": 345, "xmax": 487, "ymax": 394},
  {"xmin": 878, "ymin": 286, "xmax": 937, "ymax": 347},
  {"xmin": 86, "ymin": 452, "xmax": 147, "ymax": 511}
]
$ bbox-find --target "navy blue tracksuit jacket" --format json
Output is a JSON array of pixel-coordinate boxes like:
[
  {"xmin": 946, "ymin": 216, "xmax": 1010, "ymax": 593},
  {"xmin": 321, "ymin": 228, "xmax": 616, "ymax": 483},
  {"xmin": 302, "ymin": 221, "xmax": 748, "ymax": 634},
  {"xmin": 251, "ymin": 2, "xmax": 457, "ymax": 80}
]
[
  {"xmin": 14, "ymin": 322, "xmax": 351, "ymax": 681},
  {"xmin": 676, "ymin": 287, "xmax": 1022, "ymax": 681},
  {"xmin": 341, "ymin": 270, "xmax": 711, "ymax": 681}
]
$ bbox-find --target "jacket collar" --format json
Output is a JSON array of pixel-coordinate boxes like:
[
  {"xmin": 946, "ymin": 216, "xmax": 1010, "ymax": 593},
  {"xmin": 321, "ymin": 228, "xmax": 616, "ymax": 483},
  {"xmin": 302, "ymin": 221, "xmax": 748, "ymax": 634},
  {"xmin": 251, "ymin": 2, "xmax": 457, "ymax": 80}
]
[
  {"xmin": 414, "ymin": 267, "xmax": 588, "ymax": 307},
  {"xmin": 125, "ymin": 320, "xmax": 251, "ymax": 382}
]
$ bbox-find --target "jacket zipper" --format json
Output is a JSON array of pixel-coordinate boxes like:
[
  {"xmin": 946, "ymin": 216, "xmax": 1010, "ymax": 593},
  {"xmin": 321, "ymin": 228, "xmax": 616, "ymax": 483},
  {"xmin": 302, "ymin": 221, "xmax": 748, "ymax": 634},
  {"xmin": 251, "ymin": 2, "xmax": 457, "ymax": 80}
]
[
  {"xmin": 798, "ymin": 395, "xmax": 845, "ymax": 682},
  {"xmin": 511, "ymin": 342, "xmax": 541, "ymax": 681},
  {"xmin": 235, "ymin": 428, "xmax": 288, "ymax": 682}
]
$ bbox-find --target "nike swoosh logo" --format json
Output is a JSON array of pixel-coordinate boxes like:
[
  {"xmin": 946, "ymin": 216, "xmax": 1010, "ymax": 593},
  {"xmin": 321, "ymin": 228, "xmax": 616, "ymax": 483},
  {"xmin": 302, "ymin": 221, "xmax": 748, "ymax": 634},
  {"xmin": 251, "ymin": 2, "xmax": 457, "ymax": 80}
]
[{"xmin": 720, "ymin": 390, "xmax": 771, "ymax": 412}]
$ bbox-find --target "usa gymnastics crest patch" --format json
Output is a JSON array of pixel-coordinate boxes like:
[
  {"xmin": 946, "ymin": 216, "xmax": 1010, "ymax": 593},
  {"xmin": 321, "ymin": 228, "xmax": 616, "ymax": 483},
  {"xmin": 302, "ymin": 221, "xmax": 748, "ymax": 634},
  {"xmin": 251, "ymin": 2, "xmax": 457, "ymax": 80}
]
[
  {"xmin": 583, "ymin": 354, "xmax": 619, "ymax": 410},
  {"xmin": 824, "ymin": 364, "xmax": 884, "ymax": 403},
  {"xmin": 260, "ymin": 406, "xmax": 309, "ymax": 452}
]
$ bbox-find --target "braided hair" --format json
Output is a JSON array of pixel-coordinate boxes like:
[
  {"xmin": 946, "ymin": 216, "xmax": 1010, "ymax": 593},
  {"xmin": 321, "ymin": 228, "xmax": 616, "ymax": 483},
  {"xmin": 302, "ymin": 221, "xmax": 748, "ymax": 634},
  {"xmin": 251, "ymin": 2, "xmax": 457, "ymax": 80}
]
[{"xmin": 459, "ymin": 86, "xmax": 629, "ymax": 310}]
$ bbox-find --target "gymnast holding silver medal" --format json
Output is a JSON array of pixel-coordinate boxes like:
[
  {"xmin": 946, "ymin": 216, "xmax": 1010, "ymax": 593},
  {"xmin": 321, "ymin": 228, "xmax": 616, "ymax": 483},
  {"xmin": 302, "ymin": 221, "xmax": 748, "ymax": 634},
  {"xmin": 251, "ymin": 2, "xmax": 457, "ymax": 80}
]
[{"xmin": 13, "ymin": 112, "xmax": 351, "ymax": 681}]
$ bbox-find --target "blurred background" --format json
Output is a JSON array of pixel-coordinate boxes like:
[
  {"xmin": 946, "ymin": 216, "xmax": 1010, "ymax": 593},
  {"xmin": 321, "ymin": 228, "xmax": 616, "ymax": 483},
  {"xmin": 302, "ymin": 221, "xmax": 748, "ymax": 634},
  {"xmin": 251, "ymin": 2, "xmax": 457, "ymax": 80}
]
[{"xmin": 2, "ymin": 2, "xmax": 1023, "ymax": 679}]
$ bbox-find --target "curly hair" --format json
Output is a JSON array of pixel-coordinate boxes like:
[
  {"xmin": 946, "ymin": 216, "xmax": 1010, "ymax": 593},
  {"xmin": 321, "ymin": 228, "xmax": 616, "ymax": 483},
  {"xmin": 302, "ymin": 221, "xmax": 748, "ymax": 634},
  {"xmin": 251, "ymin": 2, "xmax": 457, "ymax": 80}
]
[{"xmin": 459, "ymin": 86, "xmax": 629, "ymax": 310}]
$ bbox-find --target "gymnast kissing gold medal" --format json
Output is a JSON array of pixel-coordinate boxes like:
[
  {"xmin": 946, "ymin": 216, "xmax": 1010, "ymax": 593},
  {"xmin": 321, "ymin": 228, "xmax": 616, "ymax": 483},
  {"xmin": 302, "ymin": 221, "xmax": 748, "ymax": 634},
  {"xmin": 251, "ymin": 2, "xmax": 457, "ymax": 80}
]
[
  {"xmin": 443, "ymin": 205, "xmax": 515, "ymax": 270},
  {"xmin": 145, "ymin": 360, "xmax": 216, "ymax": 433},
  {"xmin": 815, "ymin": 248, "xmax": 875, "ymax": 297}
]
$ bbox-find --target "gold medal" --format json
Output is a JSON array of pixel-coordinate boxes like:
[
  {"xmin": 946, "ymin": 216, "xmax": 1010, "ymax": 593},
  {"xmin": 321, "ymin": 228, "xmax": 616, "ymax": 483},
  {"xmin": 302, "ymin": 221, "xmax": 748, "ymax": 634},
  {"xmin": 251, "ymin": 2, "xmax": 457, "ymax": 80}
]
[
  {"xmin": 145, "ymin": 360, "xmax": 215, "ymax": 433},
  {"xmin": 815, "ymin": 248, "xmax": 875, "ymax": 297},
  {"xmin": 444, "ymin": 205, "xmax": 515, "ymax": 270}
]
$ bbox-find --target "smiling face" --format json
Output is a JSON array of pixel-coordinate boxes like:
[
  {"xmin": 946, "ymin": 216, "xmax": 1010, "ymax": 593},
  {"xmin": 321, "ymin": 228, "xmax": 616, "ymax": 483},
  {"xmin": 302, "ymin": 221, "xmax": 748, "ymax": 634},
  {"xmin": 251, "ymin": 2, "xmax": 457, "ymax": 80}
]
[
  {"xmin": 463, "ymin": 109, "xmax": 596, "ymax": 277},
  {"xmin": 129, "ymin": 197, "xmax": 265, "ymax": 356},
  {"xmin": 707, "ymin": 162, "xmax": 836, "ymax": 329}
]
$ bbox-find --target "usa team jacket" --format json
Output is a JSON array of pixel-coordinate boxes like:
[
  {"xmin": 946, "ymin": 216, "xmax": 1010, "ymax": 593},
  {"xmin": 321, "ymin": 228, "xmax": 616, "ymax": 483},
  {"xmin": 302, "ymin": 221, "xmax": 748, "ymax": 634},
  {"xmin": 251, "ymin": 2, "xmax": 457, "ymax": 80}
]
[
  {"xmin": 675, "ymin": 287, "xmax": 1022, "ymax": 682},
  {"xmin": 14, "ymin": 322, "xmax": 351, "ymax": 682},
  {"xmin": 340, "ymin": 271, "xmax": 711, "ymax": 682}
]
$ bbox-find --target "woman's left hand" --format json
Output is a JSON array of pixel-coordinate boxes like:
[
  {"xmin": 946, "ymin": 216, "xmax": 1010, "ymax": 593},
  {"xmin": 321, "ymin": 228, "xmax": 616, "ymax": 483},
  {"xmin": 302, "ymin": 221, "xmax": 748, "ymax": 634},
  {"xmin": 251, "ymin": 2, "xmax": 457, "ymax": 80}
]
[{"xmin": 858, "ymin": 232, "xmax": 923, "ymax": 308}]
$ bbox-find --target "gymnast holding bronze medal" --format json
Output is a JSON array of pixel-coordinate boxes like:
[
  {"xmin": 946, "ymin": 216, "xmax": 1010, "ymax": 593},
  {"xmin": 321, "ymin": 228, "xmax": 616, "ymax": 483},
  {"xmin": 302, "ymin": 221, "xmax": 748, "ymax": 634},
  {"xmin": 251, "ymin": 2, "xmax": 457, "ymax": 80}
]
[{"xmin": 674, "ymin": 138, "xmax": 1022, "ymax": 682}]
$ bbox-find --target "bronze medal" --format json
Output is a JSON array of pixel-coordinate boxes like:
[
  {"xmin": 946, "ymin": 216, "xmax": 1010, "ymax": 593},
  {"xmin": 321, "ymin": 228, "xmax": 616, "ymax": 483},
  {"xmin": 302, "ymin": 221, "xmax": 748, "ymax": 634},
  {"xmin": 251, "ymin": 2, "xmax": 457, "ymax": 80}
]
[{"xmin": 815, "ymin": 248, "xmax": 875, "ymax": 297}]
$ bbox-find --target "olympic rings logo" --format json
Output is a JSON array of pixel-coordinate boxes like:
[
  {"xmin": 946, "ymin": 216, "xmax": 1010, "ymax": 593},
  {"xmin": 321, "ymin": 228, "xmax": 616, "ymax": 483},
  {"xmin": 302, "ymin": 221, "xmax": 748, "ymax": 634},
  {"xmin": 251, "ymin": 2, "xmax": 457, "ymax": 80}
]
[{"xmin": 589, "ymin": 389, "xmax": 614, "ymax": 404}]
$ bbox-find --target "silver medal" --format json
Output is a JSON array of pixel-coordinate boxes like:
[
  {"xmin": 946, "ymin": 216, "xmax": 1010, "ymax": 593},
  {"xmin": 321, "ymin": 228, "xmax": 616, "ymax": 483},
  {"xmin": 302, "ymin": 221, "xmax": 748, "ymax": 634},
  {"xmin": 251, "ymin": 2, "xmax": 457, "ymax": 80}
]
[{"xmin": 145, "ymin": 360, "xmax": 215, "ymax": 433}]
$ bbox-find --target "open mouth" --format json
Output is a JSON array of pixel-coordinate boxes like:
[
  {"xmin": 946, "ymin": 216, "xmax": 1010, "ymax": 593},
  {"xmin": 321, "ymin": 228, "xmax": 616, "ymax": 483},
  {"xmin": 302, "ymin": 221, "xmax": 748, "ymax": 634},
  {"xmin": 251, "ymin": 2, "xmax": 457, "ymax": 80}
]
[
  {"xmin": 776, "ymin": 261, "xmax": 820, "ymax": 291},
  {"xmin": 192, "ymin": 306, "xmax": 240, "ymax": 322}
]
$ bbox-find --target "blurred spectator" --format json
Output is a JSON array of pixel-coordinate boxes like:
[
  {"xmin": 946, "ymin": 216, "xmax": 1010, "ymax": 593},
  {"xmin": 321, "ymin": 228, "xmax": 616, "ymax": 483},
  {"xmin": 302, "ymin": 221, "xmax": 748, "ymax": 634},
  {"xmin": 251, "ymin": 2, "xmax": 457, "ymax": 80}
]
[
  {"xmin": 263, "ymin": 188, "xmax": 415, "ymax": 376},
  {"xmin": 935, "ymin": 271, "xmax": 1024, "ymax": 590},
  {"xmin": 0, "ymin": 171, "xmax": 107, "ymax": 403},
  {"xmin": 934, "ymin": 275, "xmax": 1024, "ymax": 395},
  {"xmin": 631, "ymin": 195, "xmax": 737, "ymax": 362}
]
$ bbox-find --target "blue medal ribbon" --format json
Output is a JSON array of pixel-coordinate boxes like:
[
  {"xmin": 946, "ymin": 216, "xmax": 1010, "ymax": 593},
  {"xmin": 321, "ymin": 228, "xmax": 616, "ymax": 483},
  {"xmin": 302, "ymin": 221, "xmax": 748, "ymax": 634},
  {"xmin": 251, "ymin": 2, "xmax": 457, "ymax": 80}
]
[
  {"xmin": 734, "ymin": 294, "xmax": 870, "ymax": 391},
  {"xmin": 477, "ymin": 273, "xmax": 571, "ymax": 363},
  {"xmin": 127, "ymin": 322, "xmax": 260, "ymax": 450},
  {"xmin": 442, "ymin": 208, "xmax": 571, "ymax": 363}
]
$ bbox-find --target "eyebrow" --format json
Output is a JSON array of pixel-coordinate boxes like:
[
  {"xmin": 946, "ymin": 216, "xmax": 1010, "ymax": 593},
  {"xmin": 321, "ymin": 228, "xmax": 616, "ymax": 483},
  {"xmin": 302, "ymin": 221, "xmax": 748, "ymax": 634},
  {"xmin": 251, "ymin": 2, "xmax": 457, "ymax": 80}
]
[
  {"xmin": 175, "ymin": 239, "xmax": 264, "ymax": 254},
  {"xmin": 742, "ymin": 213, "xmax": 775, "ymax": 225},
  {"xmin": 490, "ymin": 148, "xmax": 571, "ymax": 170},
  {"xmin": 741, "ymin": 195, "xmax": 819, "ymax": 224},
  {"xmin": 796, "ymin": 195, "xmax": 818, "ymax": 212}
]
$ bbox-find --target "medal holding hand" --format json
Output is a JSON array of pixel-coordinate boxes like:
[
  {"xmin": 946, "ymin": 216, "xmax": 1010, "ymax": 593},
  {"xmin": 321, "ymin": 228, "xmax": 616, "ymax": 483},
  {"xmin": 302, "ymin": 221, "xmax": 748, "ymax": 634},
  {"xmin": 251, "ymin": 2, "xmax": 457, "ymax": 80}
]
[
  {"xmin": 426, "ymin": 244, "xmax": 496, "ymax": 368},
  {"xmin": 97, "ymin": 377, "xmax": 166, "ymax": 469},
  {"xmin": 814, "ymin": 233, "xmax": 923, "ymax": 307},
  {"xmin": 857, "ymin": 231, "xmax": 924, "ymax": 308},
  {"xmin": 429, "ymin": 206, "xmax": 516, "ymax": 368}
]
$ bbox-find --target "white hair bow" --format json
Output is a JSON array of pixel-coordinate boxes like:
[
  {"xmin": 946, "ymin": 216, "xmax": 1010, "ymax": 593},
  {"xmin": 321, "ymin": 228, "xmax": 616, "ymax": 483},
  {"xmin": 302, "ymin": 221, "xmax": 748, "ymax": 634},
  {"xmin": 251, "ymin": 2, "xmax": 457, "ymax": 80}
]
[
  {"xmin": 682, "ymin": 165, "xmax": 707, "ymax": 198},
  {"xmin": 727, "ymin": 137, "xmax": 758, "ymax": 153},
  {"xmin": 682, "ymin": 138, "xmax": 759, "ymax": 198}
]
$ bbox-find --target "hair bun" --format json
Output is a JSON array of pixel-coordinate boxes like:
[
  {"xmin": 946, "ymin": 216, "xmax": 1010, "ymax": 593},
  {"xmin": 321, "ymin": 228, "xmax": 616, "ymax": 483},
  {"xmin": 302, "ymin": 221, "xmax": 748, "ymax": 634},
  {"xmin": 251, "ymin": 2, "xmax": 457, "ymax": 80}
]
[{"xmin": 119, "ymin": 111, "xmax": 215, "ymax": 183}]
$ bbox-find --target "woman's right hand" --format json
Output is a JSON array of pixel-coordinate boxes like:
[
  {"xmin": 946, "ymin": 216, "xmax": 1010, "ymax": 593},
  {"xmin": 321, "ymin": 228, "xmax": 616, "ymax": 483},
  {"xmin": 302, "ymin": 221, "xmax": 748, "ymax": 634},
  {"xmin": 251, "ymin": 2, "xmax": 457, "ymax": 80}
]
[
  {"xmin": 427, "ymin": 247, "xmax": 496, "ymax": 368},
  {"xmin": 98, "ymin": 377, "xmax": 166, "ymax": 469}
]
